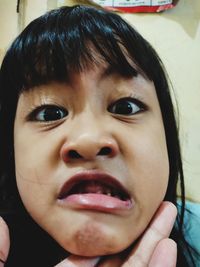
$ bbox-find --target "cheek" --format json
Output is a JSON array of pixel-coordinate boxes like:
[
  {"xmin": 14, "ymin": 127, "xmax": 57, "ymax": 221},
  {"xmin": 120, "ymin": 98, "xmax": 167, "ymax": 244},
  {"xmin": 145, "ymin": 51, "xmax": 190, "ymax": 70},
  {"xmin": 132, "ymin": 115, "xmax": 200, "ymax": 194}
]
[
  {"xmin": 14, "ymin": 140, "xmax": 55, "ymax": 219},
  {"xmin": 15, "ymin": 168, "xmax": 53, "ymax": 220},
  {"xmin": 124, "ymin": 126, "xmax": 169, "ymax": 219}
]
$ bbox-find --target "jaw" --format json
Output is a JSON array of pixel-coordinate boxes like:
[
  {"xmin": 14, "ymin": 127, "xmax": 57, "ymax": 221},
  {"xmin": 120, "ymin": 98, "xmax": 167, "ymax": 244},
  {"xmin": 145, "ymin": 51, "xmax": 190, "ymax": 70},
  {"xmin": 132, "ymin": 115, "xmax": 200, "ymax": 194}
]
[{"xmin": 39, "ymin": 200, "xmax": 145, "ymax": 257}]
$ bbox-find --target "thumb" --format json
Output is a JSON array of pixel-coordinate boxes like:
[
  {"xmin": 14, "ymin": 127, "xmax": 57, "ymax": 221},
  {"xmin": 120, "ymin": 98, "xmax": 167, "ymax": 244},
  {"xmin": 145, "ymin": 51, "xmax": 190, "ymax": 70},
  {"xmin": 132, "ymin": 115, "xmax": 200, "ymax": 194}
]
[{"xmin": 0, "ymin": 217, "xmax": 10, "ymax": 267}]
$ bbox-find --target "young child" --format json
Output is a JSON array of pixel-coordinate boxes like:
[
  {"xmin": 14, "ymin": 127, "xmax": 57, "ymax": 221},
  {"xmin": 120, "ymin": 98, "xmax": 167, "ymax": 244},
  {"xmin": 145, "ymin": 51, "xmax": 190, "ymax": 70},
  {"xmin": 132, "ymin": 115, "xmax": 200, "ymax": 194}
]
[{"xmin": 0, "ymin": 5, "xmax": 199, "ymax": 267}]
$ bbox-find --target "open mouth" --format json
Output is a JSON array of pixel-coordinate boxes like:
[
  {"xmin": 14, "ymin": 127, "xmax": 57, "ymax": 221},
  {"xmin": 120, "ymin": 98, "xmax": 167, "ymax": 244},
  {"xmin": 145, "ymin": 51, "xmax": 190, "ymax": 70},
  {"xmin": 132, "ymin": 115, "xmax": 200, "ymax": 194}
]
[
  {"xmin": 57, "ymin": 171, "xmax": 133, "ymax": 212},
  {"xmin": 58, "ymin": 179, "xmax": 129, "ymax": 201}
]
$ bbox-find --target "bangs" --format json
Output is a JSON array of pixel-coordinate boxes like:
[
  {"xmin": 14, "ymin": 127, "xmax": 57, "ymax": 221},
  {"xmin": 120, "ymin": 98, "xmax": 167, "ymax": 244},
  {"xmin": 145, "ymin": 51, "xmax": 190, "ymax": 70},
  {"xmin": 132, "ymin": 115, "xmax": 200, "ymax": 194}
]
[{"xmin": 3, "ymin": 5, "xmax": 158, "ymax": 93}]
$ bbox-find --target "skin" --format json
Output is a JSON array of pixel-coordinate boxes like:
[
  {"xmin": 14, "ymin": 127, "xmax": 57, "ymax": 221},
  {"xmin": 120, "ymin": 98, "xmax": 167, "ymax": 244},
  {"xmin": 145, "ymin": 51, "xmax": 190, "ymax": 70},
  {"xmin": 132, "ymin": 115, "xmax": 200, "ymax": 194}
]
[
  {"xmin": 13, "ymin": 65, "xmax": 170, "ymax": 257},
  {"xmin": 57, "ymin": 201, "xmax": 177, "ymax": 267},
  {"xmin": 0, "ymin": 217, "xmax": 10, "ymax": 266},
  {"xmin": 0, "ymin": 201, "xmax": 177, "ymax": 266}
]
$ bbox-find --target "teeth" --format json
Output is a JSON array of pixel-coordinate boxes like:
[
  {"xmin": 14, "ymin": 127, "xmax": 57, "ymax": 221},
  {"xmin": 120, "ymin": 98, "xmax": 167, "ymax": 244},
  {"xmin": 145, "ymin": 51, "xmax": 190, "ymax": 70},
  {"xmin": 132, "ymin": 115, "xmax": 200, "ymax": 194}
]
[
  {"xmin": 104, "ymin": 188, "xmax": 111, "ymax": 194},
  {"xmin": 68, "ymin": 181, "xmax": 125, "ymax": 200},
  {"xmin": 96, "ymin": 190, "xmax": 112, "ymax": 196}
]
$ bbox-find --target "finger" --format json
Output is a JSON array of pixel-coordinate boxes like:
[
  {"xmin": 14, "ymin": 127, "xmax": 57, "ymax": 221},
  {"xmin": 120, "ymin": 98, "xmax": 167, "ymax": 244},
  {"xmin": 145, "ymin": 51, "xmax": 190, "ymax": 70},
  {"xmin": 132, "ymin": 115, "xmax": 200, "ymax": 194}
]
[
  {"xmin": 97, "ymin": 254, "xmax": 123, "ymax": 267},
  {"xmin": 54, "ymin": 255, "xmax": 100, "ymax": 267},
  {"xmin": 149, "ymin": 238, "xmax": 177, "ymax": 267},
  {"xmin": 122, "ymin": 201, "xmax": 177, "ymax": 267},
  {"xmin": 0, "ymin": 217, "xmax": 10, "ymax": 267}
]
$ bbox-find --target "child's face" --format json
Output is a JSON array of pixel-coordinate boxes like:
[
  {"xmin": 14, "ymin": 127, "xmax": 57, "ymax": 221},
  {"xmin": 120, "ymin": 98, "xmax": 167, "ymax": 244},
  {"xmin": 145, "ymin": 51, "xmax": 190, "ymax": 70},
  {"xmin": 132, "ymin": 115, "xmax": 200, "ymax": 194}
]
[{"xmin": 14, "ymin": 64, "xmax": 169, "ymax": 256}]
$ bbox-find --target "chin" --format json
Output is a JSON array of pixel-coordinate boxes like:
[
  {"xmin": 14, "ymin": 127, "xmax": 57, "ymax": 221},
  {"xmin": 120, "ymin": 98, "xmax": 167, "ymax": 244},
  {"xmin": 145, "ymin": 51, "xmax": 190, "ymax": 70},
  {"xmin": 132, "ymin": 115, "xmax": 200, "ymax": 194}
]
[
  {"xmin": 62, "ymin": 222, "xmax": 131, "ymax": 257},
  {"xmin": 68, "ymin": 243, "xmax": 127, "ymax": 257}
]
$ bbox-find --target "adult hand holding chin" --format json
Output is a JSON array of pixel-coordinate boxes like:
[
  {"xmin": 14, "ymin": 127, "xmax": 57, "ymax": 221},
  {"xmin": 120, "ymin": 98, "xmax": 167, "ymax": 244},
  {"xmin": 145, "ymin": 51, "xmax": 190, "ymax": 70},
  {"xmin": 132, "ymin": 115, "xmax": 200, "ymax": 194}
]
[{"xmin": 55, "ymin": 201, "xmax": 177, "ymax": 267}]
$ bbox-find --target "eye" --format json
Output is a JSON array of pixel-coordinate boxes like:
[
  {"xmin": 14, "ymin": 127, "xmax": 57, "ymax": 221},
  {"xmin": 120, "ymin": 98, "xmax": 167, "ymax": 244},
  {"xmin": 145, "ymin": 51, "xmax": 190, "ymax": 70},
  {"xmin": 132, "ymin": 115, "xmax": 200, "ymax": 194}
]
[
  {"xmin": 108, "ymin": 97, "xmax": 146, "ymax": 115},
  {"xmin": 27, "ymin": 105, "xmax": 68, "ymax": 122}
]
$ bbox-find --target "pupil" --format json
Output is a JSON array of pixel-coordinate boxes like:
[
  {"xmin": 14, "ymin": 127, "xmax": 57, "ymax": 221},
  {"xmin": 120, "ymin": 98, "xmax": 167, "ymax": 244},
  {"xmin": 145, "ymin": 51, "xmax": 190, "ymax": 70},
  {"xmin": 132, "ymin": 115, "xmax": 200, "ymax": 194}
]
[
  {"xmin": 116, "ymin": 102, "xmax": 132, "ymax": 114},
  {"xmin": 44, "ymin": 109, "xmax": 62, "ymax": 120}
]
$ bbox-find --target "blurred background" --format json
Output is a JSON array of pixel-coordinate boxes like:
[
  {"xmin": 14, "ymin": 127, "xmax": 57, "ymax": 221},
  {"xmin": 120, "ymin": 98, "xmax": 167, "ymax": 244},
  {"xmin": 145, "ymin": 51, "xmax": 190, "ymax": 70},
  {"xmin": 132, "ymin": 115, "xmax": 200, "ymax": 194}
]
[{"xmin": 0, "ymin": 0, "xmax": 200, "ymax": 202}]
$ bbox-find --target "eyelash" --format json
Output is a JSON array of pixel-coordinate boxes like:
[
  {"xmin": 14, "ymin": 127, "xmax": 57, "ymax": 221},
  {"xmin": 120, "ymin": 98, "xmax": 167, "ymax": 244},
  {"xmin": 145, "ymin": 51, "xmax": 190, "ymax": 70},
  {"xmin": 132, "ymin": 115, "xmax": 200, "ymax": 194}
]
[
  {"xmin": 26, "ymin": 104, "xmax": 68, "ymax": 122},
  {"xmin": 26, "ymin": 97, "xmax": 147, "ymax": 122},
  {"xmin": 108, "ymin": 97, "xmax": 147, "ymax": 116}
]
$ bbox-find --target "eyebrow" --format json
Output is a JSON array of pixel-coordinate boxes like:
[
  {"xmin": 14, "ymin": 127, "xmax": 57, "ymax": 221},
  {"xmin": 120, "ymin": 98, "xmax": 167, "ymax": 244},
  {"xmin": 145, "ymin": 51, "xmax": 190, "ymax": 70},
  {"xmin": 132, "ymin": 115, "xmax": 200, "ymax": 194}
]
[{"xmin": 101, "ymin": 65, "xmax": 139, "ymax": 80}]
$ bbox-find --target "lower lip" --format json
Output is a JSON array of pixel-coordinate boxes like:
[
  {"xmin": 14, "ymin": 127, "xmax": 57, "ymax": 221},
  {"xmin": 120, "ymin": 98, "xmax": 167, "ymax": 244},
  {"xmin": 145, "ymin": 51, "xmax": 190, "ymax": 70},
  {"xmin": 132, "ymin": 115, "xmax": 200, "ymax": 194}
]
[{"xmin": 58, "ymin": 193, "xmax": 133, "ymax": 213}]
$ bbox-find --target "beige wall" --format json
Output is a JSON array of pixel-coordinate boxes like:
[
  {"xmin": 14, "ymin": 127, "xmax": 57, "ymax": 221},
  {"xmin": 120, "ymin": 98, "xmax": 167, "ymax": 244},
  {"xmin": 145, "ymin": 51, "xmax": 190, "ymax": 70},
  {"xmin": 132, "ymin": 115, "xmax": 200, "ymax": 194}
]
[
  {"xmin": 0, "ymin": 0, "xmax": 18, "ymax": 60},
  {"xmin": 0, "ymin": 0, "xmax": 47, "ymax": 61},
  {"xmin": 0, "ymin": 0, "xmax": 200, "ymax": 202}
]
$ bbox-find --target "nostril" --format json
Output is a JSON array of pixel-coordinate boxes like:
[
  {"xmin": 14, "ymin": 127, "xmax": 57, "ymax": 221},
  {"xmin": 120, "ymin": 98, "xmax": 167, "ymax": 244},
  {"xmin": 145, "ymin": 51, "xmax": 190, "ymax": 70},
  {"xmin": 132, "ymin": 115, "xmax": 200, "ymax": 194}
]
[
  {"xmin": 98, "ymin": 147, "xmax": 112, "ymax": 156},
  {"xmin": 68, "ymin": 150, "xmax": 82, "ymax": 159}
]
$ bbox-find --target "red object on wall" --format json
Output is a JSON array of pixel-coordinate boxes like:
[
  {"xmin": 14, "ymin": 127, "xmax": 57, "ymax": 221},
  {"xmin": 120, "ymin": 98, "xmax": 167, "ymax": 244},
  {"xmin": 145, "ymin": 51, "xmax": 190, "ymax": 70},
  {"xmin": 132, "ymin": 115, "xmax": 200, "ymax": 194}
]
[{"xmin": 91, "ymin": 1, "xmax": 179, "ymax": 13}]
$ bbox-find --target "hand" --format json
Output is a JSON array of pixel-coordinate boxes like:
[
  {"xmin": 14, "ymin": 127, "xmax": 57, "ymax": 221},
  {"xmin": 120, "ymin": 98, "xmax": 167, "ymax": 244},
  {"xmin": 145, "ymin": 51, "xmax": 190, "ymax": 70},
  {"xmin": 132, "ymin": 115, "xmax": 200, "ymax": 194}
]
[
  {"xmin": 119, "ymin": 201, "xmax": 177, "ymax": 267},
  {"xmin": 55, "ymin": 201, "xmax": 177, "ymax": 267},
  {"xmin": 0, "ymin": 217, "xmax": 10, "ymax": 267}
]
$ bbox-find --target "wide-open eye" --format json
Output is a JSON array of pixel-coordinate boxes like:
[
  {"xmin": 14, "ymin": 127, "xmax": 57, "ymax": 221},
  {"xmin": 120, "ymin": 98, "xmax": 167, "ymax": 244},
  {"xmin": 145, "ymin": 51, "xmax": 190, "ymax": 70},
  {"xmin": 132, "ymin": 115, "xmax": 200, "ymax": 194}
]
[
  {"xmin": 108, "ymin": 97, "xmax": 146, "ymax": 115},
  {"xmin": 28, "ymin": 105, "xmax": 68, "ymax": 122}
]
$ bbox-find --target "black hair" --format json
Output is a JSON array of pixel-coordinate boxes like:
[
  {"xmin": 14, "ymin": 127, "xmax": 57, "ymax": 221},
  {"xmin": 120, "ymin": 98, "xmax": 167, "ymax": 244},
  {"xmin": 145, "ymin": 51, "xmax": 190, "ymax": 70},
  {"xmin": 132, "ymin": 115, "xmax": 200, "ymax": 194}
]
[{"xmin": 0, "ymin": 4, "xmax": 198, "ymax": 266}]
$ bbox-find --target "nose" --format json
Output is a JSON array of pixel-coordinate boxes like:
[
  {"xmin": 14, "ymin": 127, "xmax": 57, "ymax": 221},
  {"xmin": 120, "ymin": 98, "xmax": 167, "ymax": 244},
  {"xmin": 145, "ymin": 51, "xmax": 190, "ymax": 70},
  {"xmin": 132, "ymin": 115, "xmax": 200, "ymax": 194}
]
[{"xmin": 60, "ymin": 133, "xmax": 119, "ymax": 163}]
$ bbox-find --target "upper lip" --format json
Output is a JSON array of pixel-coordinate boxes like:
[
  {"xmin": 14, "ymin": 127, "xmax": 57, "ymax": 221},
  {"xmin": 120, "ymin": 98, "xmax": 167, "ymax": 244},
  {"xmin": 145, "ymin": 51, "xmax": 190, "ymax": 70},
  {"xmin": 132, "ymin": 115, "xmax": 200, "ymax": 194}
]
[{"xmin": 58, "ymin": 170, "xmax": 130, "ymax": 201}]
